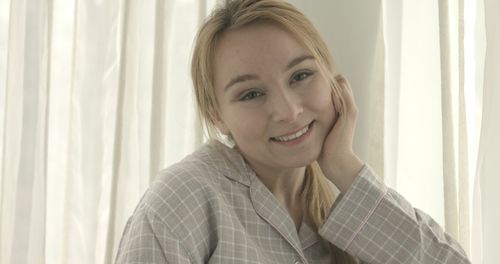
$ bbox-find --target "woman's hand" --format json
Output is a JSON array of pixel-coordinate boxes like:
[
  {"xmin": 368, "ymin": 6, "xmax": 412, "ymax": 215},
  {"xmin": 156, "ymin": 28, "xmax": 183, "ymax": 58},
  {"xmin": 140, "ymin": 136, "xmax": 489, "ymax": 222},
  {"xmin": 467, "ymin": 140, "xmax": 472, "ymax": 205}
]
[{"xmin": 317, "ymin": 74, "xmax": 364, "ymax": 193}]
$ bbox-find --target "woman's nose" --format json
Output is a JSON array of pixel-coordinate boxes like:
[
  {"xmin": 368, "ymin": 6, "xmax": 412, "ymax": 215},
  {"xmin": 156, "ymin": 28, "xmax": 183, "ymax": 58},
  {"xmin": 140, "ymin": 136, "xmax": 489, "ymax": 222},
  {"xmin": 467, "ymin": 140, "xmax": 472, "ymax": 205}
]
[{"xmin": 269, "ymin": 91, "xmax": 303, "ymax": 123}]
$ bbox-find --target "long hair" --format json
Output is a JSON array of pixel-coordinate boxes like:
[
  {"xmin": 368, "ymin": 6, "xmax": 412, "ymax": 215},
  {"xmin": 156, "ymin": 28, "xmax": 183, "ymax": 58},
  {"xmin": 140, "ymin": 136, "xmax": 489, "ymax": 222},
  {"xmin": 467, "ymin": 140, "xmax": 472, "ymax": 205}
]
[{"xmin": 191, "ymin": 1, "xmax": 356, "ymax": 262}]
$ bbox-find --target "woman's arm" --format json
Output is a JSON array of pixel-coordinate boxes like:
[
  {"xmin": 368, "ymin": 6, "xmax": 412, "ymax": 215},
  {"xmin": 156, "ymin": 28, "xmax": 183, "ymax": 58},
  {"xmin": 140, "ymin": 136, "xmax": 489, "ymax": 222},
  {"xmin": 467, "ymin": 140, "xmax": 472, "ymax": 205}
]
[
  {"xmin": 317, "ymin": 75, "xmax": 470, "ymax": 263},
  {"xmin": 319, "ymin": 165, "xmax": 470, "ymax": 264},
  {"xmin": 115, "ymin": 207, "xmax": 191, "ymax": 264}
]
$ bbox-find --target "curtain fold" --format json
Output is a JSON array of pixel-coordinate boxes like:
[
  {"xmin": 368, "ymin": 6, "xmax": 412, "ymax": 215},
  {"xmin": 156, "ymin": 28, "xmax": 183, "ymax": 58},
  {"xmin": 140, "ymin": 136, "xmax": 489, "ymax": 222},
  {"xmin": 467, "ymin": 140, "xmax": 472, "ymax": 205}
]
[
  {"xmin": 438, "ymin": 0, "xmax": 471, "ymax": 251},
  {"xmin": 472, "ymin": 0, "xmax": 500, "ymax": 263},
  {"xmin": 59, "ymin": 0, "xmax": 123, "ymax": 262},
  {"xmin": 381, "ymin": 0, "xmax": 402, "ymax": 190},
  {"xmin": 439, "ymin": 0, "xmax": 460, "ymax": 241},
  {"xmin": 1, "ymin": 0, "xmax": 50, "ymax": 263}
]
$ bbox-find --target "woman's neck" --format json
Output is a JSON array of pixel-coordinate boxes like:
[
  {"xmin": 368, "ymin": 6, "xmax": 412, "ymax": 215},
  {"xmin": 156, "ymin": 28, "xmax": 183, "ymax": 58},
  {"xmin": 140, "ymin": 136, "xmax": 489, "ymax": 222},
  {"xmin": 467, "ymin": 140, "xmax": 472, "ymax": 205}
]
[{"xmin": 246, "ymin": 159, "xmax": 307, "ymax": 230}]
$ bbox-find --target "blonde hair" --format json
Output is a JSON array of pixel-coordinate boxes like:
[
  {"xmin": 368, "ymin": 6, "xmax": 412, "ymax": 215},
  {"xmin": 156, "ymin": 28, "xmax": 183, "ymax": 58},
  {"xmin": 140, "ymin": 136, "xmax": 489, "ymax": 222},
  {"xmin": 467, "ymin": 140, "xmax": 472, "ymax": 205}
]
[{"xmin": 191, "ymin": 1, "xmax": 356, "ymax": 262}]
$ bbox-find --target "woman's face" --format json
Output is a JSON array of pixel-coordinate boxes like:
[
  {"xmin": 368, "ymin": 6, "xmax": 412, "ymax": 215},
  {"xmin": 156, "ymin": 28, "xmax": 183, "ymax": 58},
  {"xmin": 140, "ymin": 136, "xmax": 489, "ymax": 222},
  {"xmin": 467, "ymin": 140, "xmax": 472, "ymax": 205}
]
[{"xmin": 213, "ymin": 22, "xmax": 337, "ymax": 171}]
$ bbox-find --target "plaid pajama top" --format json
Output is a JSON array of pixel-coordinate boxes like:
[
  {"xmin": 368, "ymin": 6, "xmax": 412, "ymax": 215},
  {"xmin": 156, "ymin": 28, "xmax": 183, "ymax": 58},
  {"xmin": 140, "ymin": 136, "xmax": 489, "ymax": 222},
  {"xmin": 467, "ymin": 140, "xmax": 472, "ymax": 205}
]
[{"xmin": 115, "ymin": 140, "xmax": 470, "ymax": 264}]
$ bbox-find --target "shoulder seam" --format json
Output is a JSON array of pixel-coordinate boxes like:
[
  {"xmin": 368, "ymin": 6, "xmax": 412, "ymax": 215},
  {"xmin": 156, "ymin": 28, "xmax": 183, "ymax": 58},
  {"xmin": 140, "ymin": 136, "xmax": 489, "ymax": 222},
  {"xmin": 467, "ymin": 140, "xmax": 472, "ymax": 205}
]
[{"xmin": 142, "ymin": 204, "xmax": 197, "ymax": 262}]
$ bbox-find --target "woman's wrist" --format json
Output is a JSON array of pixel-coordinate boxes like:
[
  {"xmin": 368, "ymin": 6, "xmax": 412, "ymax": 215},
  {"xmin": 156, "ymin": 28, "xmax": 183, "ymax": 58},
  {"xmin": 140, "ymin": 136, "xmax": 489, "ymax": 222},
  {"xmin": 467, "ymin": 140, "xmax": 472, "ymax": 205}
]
[{"xmin": 320, "ymin": 154, "xmax": 364, "ymax": 193}]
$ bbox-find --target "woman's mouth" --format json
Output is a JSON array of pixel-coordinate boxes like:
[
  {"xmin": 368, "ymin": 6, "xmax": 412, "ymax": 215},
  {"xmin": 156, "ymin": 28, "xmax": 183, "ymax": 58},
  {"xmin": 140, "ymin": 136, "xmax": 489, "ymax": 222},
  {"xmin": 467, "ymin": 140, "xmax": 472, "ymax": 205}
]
[{"xmin": 270, "ymin": 121, "xmax": 314, "ymax": 145}]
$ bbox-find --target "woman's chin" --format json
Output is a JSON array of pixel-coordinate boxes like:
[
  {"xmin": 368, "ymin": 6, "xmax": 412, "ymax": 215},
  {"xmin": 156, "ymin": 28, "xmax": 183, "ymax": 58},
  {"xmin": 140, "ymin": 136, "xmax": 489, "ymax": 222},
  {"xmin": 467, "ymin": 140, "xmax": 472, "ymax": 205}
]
[{"xmin": 280, "ymin": 150, "xmax": 320, "ymax": 168}]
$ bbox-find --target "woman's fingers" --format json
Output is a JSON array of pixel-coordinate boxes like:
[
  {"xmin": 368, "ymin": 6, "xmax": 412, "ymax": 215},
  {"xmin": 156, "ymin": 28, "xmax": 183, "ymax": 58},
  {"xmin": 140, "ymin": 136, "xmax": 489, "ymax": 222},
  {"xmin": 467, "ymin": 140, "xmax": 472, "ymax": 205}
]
[{"xmin": 335, "ymin": 74, "xmax": 358, "ymax": 118}]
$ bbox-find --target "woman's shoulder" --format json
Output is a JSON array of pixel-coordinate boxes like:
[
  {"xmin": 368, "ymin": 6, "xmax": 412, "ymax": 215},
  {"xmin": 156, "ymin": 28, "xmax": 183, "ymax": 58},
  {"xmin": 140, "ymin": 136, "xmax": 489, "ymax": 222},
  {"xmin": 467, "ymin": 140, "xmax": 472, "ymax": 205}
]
[
  {"xmin": 156, "ymin": 140, "xmax": 246, "ymax": 186},
  {"xmin": 136, "ymin": 140, "xmax": 249, "ymax": 221},
  {"xmin": 120, "ymin": 140, "xmax": 255, "ymax": 263},
  {"xmin": 123, "ymin": 140, "xmax": 251, "ymax": 256}
]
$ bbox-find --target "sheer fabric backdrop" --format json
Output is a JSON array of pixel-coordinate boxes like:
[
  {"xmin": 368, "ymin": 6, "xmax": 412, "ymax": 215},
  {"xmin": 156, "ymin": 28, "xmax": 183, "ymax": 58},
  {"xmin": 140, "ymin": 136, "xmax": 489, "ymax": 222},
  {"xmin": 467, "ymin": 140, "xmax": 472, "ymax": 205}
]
[
  {"xmin": 0, "ymin": 0, "xmax": 497, "ymax": 263},
  {"xmin": 0, "ymin": 0, "xmax": 212, "ymax": 263}
]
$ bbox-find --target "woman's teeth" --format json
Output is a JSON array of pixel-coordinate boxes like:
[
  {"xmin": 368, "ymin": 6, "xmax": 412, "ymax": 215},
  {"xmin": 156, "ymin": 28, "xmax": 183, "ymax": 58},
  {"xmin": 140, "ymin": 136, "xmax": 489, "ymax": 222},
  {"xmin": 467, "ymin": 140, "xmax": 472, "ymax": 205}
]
[{"xmin": 273, "ymin": 125, "xmax": 309, "ymax": 142}]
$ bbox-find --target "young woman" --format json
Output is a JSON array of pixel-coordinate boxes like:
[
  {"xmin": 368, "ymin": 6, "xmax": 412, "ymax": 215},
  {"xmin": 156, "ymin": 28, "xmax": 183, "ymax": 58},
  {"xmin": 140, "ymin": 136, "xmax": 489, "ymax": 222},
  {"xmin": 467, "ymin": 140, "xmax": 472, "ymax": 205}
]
[{"xmin": 116, "ymin": 1, "xmax": 471, "ymax": 263}]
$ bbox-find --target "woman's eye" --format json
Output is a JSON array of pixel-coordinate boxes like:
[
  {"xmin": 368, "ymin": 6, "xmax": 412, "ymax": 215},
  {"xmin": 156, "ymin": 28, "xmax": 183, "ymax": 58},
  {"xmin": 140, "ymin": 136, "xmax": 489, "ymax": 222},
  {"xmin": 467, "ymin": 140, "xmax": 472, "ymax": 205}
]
[
  {"xmin": 291, "ymin": 71, "xmax": 313, "ymax": 83},
  {"xmin": 239, "ymin": 90, "xmax": 263, "ymax": 101}
]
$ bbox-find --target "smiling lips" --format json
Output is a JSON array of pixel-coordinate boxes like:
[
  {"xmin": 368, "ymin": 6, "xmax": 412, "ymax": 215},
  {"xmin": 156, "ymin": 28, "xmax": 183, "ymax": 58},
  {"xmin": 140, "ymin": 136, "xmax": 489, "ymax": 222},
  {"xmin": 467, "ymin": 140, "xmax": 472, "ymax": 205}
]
[{"xmin": 271, "ymin": 121, "xmax": 313, "ymax": 143}]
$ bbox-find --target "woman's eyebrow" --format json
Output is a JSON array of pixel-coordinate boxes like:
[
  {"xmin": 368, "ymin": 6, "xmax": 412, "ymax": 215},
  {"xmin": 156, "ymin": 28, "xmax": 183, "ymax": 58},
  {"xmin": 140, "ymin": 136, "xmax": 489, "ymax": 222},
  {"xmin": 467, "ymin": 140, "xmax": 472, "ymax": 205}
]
[
  {"xmin": 284, "ymin": 54, "xmax": 315, "ymax": 71},
  {"xmin": 225, "ymin": 74, "xmax": 259, "ymax": 91}
]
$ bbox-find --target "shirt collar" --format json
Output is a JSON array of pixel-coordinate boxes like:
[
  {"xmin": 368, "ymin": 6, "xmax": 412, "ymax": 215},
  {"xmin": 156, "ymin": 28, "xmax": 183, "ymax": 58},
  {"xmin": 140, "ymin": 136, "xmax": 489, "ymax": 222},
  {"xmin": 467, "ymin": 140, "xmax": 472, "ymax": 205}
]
[{"xmin": 204, "ymin": 140, "xmax": 252, "ymax": 186}]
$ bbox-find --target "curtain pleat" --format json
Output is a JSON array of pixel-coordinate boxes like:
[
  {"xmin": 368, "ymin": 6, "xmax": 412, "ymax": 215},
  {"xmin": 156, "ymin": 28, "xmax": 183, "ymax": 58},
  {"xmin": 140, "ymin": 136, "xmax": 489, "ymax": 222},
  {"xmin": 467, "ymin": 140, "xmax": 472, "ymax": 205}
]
[
  {"xmin": 473, "ymin": 0, "xmax": 500, "ymax": 263},
  {"xmin": 150, "ymin": 0, "xmax": 169, "ymax": 184},
  {"xmin": 381, "ymin": 0, "xmax": 402, "ymax": 189},
  {"xmin": 438, "ymin": 0, "xmax": 460, "ymax": 240},
  {"xmin": 109, "ymin": 0, "xmax": 158, "ymax": 262},
  {"xmin": 456, "ymin": 0, "xmax": 472, "ymax": 253},
  {"xmin": 438, "ymin": 0, "xmax": 471, "ymax": 253},
  {"xmin": 1, "ymin": 0, "xmax": 50, "ymax": 263},
  {"xmin": 102, "ymin": 0, "xmax": 129, "ymax": 261},
  {"xmin": 45, "ymin": 0, "xmax": 76, "ymax": 263},
  {"xmin": 64, "ymin": 0, "xmax": 123, "ymax": 262},
  {"xmin": 366, "ymin": 7, "xmax": 385, "ymax": 179}
]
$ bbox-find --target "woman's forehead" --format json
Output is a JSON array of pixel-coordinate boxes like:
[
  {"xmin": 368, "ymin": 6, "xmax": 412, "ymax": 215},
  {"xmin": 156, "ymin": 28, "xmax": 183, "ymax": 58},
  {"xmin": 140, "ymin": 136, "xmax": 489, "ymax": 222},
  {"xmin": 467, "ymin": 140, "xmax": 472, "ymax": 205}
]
[
  {"xmin": 218, "ymin": 22, "xmax": 306, "ymax": 54},
  {"xmin": 213, "ymin": 23, "xmax": 311, "ymax": 77}
]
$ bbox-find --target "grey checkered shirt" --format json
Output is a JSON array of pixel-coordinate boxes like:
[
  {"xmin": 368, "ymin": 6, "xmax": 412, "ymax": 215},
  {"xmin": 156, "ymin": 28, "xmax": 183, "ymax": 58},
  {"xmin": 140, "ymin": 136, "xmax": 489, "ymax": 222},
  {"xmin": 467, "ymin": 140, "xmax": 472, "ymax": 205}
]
[{"xmin": 115, "ymin": 140, "xmax": 470, "ymax": 263}]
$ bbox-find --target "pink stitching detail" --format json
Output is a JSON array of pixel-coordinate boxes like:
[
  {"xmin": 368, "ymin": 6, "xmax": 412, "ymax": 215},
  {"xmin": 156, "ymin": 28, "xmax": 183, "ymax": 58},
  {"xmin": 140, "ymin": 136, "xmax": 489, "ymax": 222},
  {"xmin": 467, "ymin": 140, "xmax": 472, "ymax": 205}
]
[{"xmin": 345, "ymin": 185, "xmax": 388, "ymax": 249}]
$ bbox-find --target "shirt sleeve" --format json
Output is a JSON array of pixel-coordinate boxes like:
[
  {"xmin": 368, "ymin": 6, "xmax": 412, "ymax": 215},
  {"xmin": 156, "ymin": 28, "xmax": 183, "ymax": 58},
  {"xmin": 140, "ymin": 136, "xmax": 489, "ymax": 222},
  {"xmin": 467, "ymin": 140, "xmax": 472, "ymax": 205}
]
[
  {"xmin": 115, "ymin": 207, "xmax": 192, "ymax": 264},
  {"xmin": 318, "ymin": 165, "xmax": 471, "ymax": 264}
]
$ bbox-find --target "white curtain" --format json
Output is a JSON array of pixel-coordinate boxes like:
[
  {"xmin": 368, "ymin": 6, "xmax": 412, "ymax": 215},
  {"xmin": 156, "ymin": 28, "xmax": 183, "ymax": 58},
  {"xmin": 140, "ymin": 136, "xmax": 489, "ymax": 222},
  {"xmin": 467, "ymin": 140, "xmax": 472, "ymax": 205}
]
[
  {"xmin": 0, "ymin": 0, "xmax": 498, "ymax": 263},
  {"xmin": 0, "ymin": 0, "xmax": 212, "ymax": 263}
]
